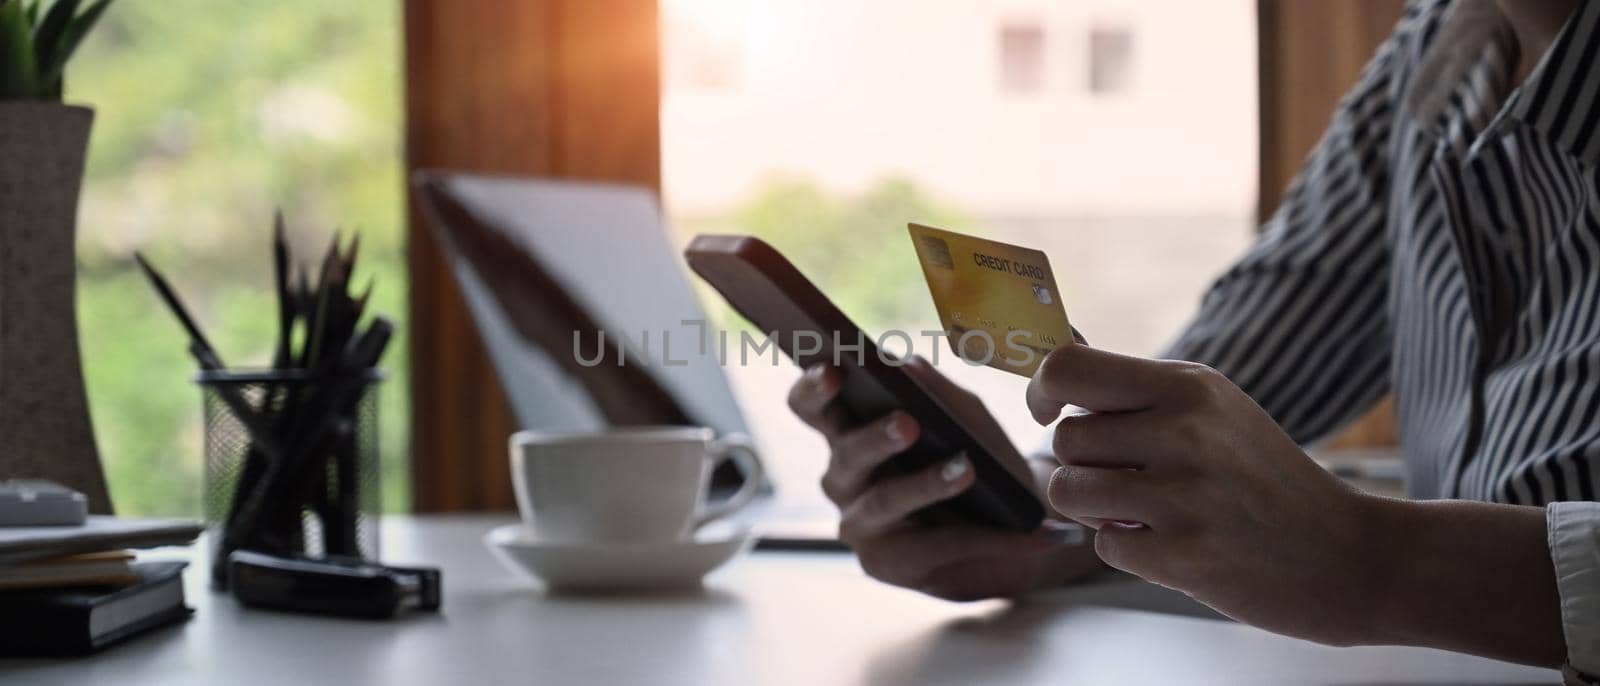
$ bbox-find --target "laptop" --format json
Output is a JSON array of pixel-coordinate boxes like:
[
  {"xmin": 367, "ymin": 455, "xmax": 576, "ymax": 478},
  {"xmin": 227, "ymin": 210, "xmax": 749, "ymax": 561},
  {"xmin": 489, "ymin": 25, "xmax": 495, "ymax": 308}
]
[{"xmin": 413, "ymin": 172, "xmax": 840, "ymax": 549}]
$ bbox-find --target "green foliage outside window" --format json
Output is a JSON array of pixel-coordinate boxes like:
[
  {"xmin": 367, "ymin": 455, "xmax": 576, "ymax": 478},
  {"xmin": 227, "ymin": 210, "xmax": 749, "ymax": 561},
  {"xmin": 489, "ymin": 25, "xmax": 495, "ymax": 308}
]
[
  {"xmin": 684, "ymin": 174, "xmax": 980, "ymax": 334},
  {"xmin": 67, "ymin": 0, "xmax": 408, "ymax": 515}
]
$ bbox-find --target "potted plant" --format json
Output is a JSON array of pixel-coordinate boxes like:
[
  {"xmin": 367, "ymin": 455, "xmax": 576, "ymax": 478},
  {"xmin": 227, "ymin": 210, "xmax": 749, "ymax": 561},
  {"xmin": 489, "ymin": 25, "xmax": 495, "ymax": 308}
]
[{"xmin": 0, "ymin": 0, "xmax": 116, "ymax": 513}]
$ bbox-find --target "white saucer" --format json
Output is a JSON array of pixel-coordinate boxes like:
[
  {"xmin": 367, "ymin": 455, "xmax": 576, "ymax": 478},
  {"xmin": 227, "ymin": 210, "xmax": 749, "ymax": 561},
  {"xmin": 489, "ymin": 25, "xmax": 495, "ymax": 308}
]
[{"xmin": 484, "ymin": 522, "xmax": 755, "ymax": 592}]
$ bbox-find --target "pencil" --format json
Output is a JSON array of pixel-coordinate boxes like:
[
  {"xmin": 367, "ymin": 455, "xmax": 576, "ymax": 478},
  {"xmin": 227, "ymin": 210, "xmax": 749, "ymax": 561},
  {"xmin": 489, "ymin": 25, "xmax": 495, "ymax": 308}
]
[{"xmin": 133, "ymin": 252, "xmax": 226, "ymax": 370}]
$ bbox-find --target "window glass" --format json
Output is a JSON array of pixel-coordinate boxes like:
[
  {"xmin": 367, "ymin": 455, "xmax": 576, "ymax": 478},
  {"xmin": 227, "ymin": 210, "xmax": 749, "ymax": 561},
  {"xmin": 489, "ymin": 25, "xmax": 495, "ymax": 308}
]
[
  {"xmin": 69, "ymin": 1, "xmax": 408, "ymax": 515},
  {"xmin": 663, "ymin": 0, "xmax": 1258, "ymax": 490}
]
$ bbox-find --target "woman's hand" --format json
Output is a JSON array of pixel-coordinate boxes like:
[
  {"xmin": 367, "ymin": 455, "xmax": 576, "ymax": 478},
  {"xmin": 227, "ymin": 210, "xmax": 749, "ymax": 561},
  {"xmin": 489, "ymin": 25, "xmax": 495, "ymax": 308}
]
[
  {"xmin": 789, "ymin": 356, "xmax": 1101, "ymax": 601},
  {"xmin": 1026, "ymin": 343, "xmax": 1383, "ymax": 645}
]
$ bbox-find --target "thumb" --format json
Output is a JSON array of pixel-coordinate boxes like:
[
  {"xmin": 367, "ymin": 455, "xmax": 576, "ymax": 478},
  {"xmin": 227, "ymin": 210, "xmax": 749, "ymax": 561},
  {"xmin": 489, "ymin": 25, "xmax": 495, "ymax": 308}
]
[{"xmin": 1025, "ymin": 343, "xmax": 1169, "ymax": 424}]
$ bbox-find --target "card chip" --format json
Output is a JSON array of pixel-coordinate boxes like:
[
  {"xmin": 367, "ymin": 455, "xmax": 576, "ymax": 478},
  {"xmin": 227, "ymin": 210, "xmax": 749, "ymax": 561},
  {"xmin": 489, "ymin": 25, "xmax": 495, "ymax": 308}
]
[{"xmin": 919, "ymin": 235, "xmax": 954, "ymax": 269}]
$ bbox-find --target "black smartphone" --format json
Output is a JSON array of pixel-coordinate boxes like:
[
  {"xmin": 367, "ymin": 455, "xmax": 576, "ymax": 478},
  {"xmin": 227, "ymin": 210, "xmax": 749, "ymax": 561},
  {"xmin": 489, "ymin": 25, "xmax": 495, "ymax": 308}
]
[{"xmin": 685, "ymin": 234, "xmax": 1044, "ymax": 531}]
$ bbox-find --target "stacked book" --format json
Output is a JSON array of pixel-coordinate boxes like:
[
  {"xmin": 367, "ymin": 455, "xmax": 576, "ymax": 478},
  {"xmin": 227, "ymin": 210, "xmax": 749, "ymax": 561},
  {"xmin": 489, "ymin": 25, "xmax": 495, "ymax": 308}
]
[{"xmin": 0, "ymin": 515, "xmax": 202, "ymax": 656}]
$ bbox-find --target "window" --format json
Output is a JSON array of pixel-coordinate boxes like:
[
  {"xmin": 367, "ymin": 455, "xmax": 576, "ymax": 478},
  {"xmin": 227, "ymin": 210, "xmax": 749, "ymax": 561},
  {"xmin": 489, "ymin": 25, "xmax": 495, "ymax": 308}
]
[
  {"xmin": 665, "ymin": 2, "xmax": 745, "ymax": 93},
  {"xmin": 663, "ymin": 0, "xmax": 1257, "ymax": 492},
  {"xmin": 998, "ymin": 21, "xmax": 1047, "ymax": 94},
  {"xmin": 1089, "ymin": 22, "xmax": 1136, "ymax": 94},
  {"xmin": 70, "ymin": 1, "xmax": 408, "ymax": 516}
]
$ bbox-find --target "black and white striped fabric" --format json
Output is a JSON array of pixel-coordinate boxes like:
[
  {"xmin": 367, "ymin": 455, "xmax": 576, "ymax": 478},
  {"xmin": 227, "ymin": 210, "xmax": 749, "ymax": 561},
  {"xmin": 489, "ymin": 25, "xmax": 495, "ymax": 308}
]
[{"xmin": 1167, "ymin": 0, "xmax": 1600, "ymax": 505}]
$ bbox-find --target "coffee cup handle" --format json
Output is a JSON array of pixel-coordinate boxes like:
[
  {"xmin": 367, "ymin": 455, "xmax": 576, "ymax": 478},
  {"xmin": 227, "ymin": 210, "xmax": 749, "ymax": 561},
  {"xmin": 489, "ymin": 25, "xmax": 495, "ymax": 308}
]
[{"xmin": 694, "ymin": 433, "xmax": 766, "ymax": 529}]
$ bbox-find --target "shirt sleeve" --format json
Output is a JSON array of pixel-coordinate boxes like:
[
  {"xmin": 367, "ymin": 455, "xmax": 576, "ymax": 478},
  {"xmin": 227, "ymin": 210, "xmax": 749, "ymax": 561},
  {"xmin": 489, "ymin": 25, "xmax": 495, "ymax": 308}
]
[
  {"xmin": 1550, "ymin": 502, "xmax": 1600, "ymax": 676},
  {"xmin": 1159, "ymin": 14, "xmax": 1417, "ymax": 445}
]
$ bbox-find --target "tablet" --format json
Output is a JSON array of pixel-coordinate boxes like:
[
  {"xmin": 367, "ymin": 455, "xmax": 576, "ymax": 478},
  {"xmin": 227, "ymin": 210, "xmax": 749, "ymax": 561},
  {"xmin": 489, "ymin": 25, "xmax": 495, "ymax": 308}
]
[{"xmin": 685, "ymin": 235, "xmax": 1044, "ymax": 531}]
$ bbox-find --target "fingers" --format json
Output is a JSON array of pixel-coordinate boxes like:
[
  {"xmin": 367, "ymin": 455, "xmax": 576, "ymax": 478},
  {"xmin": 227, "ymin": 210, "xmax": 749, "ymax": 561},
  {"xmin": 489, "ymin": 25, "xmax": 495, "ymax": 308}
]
[
  {"xmin": 788, "ymin": 363, "xmax": 849, "ymax": 435},
  {"xmin": 821, "ymin": 411, "xmax": 919, "ymax": 505},
  {"xmin": 1092, "ymin": 523, "xmax": 1166, "ymax": 583},
  {"xmin": 1025, "ymin": 344, "xmax": 1178, "ymax": 424},
  {"xmin": 840, "ymin": 454, "xmax": 972, "ymax": 538},
  {"xmin": 1050, "ymin": 411, "xmax": 1181, "ymax": 469},
  {"xmin": 1047, "ymin": 465, "xmax": 1174, "ymax": 527}
]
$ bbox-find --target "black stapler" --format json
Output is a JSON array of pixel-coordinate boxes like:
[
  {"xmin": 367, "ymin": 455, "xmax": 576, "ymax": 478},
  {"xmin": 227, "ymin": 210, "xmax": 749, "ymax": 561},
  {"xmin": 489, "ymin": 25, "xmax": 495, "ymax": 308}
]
[{"xmin": 228, "ymin": 550, "xmax": 442, "ymax": 619}]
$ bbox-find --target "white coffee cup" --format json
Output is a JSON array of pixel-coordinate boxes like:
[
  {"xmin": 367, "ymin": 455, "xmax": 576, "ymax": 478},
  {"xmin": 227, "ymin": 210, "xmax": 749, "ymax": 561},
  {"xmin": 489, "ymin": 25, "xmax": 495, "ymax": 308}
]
[{"xmin": 509, "ymin": 426, "xmax": 765, "ymax": 543}]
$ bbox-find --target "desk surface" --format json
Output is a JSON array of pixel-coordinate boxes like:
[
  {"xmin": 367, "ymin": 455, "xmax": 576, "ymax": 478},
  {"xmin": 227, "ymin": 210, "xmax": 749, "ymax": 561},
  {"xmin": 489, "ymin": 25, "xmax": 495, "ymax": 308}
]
[{"xmin": 0, "ymin": 515, "xmax": 1559, "ymax": 685}]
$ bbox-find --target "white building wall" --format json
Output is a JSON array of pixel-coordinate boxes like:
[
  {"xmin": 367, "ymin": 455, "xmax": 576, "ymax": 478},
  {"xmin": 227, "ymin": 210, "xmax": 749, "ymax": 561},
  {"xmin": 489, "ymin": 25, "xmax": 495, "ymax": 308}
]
[{"xmin": 661, "ymin": 0, "xmax": 1258, "ymax": 217}]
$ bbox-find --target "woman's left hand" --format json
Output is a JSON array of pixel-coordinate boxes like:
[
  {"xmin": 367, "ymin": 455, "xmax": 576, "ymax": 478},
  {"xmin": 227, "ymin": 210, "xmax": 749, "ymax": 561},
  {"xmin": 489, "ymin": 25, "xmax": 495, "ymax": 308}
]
[{"xmin": 1026, "ymin": 343, "xmax": 1383, "ymax": 646}]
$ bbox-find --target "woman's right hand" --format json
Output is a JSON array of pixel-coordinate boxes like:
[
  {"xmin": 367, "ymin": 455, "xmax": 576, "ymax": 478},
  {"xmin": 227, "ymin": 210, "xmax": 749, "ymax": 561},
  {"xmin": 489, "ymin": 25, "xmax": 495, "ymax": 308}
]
[{"xmin": 787, "ymin": 356, "xmax": 1101, "ymax": 600}]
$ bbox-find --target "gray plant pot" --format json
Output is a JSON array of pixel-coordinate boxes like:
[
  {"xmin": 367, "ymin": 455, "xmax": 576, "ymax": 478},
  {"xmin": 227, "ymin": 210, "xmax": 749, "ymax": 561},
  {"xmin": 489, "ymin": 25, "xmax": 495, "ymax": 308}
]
[{"xmin": 0, "ymin": 102, "xmax": 111, "ymax": 514}]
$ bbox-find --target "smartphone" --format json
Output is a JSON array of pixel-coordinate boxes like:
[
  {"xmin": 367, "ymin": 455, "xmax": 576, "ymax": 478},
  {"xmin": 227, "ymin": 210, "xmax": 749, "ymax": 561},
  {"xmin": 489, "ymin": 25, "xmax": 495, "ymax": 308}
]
[{"xmin": 685, "ymin": 234, "xmax": 1044, "ymax": 531}]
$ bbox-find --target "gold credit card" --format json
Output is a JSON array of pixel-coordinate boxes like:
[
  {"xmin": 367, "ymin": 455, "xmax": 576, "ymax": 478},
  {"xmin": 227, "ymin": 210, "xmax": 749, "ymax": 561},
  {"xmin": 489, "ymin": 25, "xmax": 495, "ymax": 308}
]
[{"xmin": 908, "ymin": 223, "xmax": 1071, "ymax": 377}]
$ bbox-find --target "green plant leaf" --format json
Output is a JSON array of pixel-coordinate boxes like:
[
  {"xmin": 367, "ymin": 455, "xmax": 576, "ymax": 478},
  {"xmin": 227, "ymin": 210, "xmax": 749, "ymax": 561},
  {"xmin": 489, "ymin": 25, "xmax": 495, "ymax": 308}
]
[
  {"xmin": 0, "ymin": 0, "xmax": 38, "ymax": 98},
  {"xmin": 33, "ymin": 0, "xmax": 82, "ymax": 67},
  {"xmin": 34, "ymin": 0, "xmax": 108, "ymax": 93},
  {"xmin": 23, "ymin": 0, "xmax": 40, "ymax": 27}
]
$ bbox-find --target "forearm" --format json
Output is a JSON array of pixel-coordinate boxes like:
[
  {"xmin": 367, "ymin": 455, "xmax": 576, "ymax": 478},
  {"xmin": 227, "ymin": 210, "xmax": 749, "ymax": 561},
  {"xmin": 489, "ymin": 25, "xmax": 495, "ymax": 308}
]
[{"xmin": 1362, "ymin": 495, "xmax": 1564, "ymax": 666}]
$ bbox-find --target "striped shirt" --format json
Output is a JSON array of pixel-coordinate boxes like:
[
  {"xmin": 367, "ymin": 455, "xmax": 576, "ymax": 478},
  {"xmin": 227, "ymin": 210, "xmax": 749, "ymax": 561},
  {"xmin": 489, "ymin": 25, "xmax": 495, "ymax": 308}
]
[{"xmin": 1161, "ymin": 0, "xmax": 1600, "ymax": 670}]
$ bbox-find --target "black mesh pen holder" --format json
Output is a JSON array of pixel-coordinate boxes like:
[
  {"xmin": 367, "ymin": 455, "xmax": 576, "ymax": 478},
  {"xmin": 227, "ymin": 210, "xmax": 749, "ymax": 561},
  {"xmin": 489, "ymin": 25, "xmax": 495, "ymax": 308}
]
[{"xmin": 198, "ymin": 369, "xmax": 383, "ymax": 587}]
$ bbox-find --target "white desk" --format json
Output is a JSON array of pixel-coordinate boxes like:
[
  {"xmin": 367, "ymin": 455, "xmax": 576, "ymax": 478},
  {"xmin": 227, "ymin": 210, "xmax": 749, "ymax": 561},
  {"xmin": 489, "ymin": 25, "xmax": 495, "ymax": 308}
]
[{"xmin": 0, "ymin": 516, "xmax": 1560, "ymax": 685}]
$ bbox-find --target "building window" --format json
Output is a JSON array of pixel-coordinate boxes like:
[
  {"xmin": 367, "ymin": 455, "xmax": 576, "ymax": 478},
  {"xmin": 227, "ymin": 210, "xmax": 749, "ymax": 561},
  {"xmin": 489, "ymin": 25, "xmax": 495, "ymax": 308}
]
[
  {"xmin": 998, "ymin": 21, "xmax": 1046, "ymax": 94},
  {"xmin": 1088, "ymin": 23, "xmax": 1134, "ymax": 94}
]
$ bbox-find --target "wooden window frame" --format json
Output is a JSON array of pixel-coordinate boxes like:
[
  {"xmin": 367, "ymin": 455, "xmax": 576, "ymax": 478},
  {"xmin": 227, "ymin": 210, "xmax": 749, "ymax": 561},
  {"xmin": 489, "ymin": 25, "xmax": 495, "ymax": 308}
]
[
  {"xmin": 1257, "ymin": 0, "xmax": 1403, "ymax": 450},
  {"xmin": 404, "ymin": 0, "xmax": 660, "ymax": 511}
]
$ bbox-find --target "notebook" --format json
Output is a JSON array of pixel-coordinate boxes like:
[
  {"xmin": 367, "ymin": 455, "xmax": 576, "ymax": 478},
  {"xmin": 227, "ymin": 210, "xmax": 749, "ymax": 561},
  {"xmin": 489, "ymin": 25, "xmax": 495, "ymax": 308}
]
[
  {"xmin": 0, "ymin": 550, "xmax": 137, "ymax": 591},
  {"xmin": 0, "ymin": 560, "xmax": 190, "ymax": 656},
  {"xmin": 0, "ymin": 516, "xmax": 202, "ymax": 566}
]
